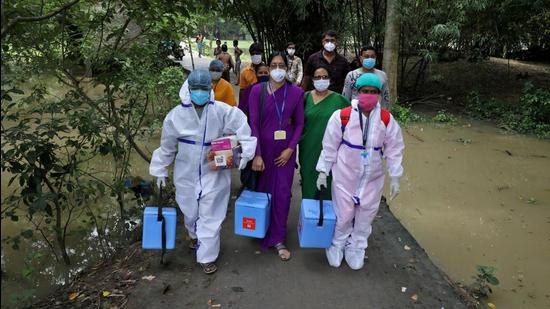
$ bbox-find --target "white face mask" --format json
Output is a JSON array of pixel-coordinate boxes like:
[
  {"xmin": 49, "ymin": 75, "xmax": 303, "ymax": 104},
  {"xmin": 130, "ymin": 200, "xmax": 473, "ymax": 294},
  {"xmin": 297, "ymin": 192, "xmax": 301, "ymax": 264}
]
[
  {"xmin": 324, "ymin": 42, "xmax": 336, "ymax": 52},
  {"xmin": 251, "ymin": 54, "xmax": 262, "ymax": 65},
  {"xmin": 270, "ymin": 68, "xmax": 286, "ymax": 83},
  {"xmin": 313, "ymin": 79, "xmax": 330, "ymax": 92},
  {"xmin": 287, "ymin": 48, "xmax": 295, "ymax": 56}
]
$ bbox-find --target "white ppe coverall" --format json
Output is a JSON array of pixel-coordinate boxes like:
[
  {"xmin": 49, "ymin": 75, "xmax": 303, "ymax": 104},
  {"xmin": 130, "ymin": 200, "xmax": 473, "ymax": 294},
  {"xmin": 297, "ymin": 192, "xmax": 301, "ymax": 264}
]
[
  {"xmin": 150, "ymin": 93, "xmax": 256, "ymax": 264},
  {"xmin": 316, "ymin": 100, "xmax": 404, "ymax": 269}
]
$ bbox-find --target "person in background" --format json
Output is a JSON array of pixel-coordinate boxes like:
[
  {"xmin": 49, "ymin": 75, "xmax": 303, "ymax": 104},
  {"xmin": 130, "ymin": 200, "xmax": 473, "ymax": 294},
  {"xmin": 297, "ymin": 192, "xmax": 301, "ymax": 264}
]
[
  {"xmin": 213, "ymin": 39, "xmax": 222, "ymax": 57},
  {"xmin": 342, "ymin": 46, "xmax": 390, "ymax": 108},
  {"xmin": 217, "ymin": 44, "xmax": 234, "ymax": 82},
  {"xmin": 239, "ymin": 42, "xmax": 264, "ymax": 96},
  {"xmin": 150, "ymin": 69, "xmax": 257, "ymax": 274},
  {"xmin": 238, "ymin": 62, "xmax": 269, "ymax": 118},
  {"xmin": 179, "ymin": 60, "xmax": 237, "ymax": 107},
  {"xmin": 302, "ymin": 30, "xmax": 350, "ymax": 92},
  {"xmin": 196, "ymin": 33, "xmax": 204, "ymax": 58},
  {"xmin": 285, "ymin": 42, "xmax": 303, "ymax": 86},
  {"xmin": 233, "ymin": 40, "xmax": 244, "ymax": 85},
  {"xmin": 316, "ymin": 73, "xmax": 404, "ymax": 270},
  {"xmin": 249, "ymin": 52, "xmax": 304, "ymax": 261},
  {"xmin": 299, "ymin": 65, "xmax": 350, "ymax": 200}
]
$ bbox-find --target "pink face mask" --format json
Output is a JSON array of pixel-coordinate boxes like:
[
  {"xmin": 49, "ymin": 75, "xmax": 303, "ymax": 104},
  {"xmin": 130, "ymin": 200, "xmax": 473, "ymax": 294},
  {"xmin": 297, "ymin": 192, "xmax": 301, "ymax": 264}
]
[{"xmin": 358, "ymin": 93, "xmax": 379, "ymax": 112}]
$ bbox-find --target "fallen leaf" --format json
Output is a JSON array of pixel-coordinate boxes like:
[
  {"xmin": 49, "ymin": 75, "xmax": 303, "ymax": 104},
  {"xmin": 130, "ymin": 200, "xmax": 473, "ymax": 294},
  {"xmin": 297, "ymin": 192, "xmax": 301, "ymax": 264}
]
[
  {"xmin": 411, "ymin": 294, "xmax": 418, "ymax": 301},
  {"xmin": 254, "ymin": 251, "xmax": 260, "ymax": 255},
  {"xmin": 142, "ymin": 275, "xmax": 156, "ymax": 281},
  {"xmin": 487, "ymin": 303, "xmax": 496, "ymax": 309},
  {"xmin": 162, "ymin": 284, "xmax": 171, "ymax": 295},
  {"xmin": 68, "ymin": 292, "xmax": 79, "ymax": 301},
  {"xmin": 404, "ymin": 245, "xmax": 411, "ymax": 251},
  {"xmin": 401, "ymin": 287, "xmax": 407, "ymax": 293},
  {"xmin": 211, "ymin": 305, "xmax": 221, "ymax": 308},
  {"xmin": 102, "ymin": 291, "xmax": 112, "ymax": 297}
]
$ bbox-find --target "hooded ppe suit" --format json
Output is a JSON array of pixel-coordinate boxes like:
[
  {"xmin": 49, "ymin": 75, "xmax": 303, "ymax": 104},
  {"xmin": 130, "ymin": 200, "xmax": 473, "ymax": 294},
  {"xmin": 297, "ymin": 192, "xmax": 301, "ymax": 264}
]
[
  {"xmin": 316, "ymin": 99, "xmax": 404, "ymax": 269},
  {"xmin": 150, "ymin": 70, "xmax": 257, "ymax": 264}
]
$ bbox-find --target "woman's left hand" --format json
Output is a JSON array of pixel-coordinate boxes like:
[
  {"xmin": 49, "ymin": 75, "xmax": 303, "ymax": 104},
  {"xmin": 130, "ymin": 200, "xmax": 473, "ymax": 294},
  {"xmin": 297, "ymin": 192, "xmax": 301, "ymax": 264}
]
[{"xmin": 274, "ymin": 148, "xmax": 294, "ymax": 167}]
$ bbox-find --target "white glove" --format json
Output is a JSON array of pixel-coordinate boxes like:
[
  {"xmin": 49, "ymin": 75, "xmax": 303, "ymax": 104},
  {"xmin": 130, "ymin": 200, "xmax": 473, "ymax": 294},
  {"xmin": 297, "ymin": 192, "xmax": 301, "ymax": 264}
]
[
  {"xmin": 316, "ymin": 172, "xmax": 328, "ymax": 191},
  {"xmin": 238, "ymin": 158, "xmax": 249, "ymax": 170},
  {"xmin": 157, "ymin": 177, "xmax": 166, "ymax": 189},
  {"xmin": 390, "ymin": 177, "xmax": 400, "ymax": 200}
]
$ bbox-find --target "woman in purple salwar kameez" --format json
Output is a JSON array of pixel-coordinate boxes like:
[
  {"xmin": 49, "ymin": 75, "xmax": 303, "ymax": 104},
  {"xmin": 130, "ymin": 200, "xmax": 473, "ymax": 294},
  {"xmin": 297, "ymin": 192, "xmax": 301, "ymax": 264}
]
[{"xmin": 249, "ymin": 52, "xmax": 304, "ymax": 261}]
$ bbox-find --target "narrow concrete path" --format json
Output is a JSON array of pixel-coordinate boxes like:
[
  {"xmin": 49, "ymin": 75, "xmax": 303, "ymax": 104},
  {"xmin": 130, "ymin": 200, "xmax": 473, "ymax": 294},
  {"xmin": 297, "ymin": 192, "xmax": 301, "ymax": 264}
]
[{"xmin": 124, "ymin": 171, "xmax": 467, "ymax": 309}]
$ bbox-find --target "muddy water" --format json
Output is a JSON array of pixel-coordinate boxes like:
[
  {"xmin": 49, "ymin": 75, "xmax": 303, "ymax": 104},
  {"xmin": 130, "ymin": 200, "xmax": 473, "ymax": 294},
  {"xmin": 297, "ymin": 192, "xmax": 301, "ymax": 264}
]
[
  {"xmin": 0, "ymin": 75, "xmax": 163, "ymax": 306},
  {"xmin": 0, "ymin": 137, "xmax": 158, "ymax": 306},
  {"xmin": 388, "ymin": 121, "xmax": 550, "ymax": 308}
]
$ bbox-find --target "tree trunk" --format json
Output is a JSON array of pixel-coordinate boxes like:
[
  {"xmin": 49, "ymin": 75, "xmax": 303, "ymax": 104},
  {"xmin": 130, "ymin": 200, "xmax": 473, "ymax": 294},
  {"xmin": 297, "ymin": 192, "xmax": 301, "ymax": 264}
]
[{"xmin": 382, "ymin": 0, "xmax": 400, "ymax": 106}]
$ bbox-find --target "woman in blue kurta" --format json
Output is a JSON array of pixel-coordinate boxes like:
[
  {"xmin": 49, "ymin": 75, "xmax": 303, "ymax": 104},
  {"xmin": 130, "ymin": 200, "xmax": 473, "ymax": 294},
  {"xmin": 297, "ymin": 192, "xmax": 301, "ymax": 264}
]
[{"xmin": 249, "ymin": 52, "xmax": 304, "ymax": 261}]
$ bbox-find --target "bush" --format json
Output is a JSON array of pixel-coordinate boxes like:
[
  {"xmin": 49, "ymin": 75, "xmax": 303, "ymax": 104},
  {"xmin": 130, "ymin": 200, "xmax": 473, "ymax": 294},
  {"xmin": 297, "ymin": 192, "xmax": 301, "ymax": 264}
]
[
  {"xmin": 391, "ymin": 104, "xmax": 423, "ymax": 124},
  {"xmin": 465, "ymin": 83, "xmax": 550, "ymax": 138},
  {"xmin": 432, "ymin": 109, "xmax": 457, "ymax": 124}
]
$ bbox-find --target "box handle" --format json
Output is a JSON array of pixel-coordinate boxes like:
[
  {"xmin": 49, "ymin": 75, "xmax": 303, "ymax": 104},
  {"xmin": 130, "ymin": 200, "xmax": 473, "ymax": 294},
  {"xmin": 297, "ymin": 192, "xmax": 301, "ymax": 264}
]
[
  {"xmin": 316, "ymin": 185, "xmax": 327, "ymax": 226},
  {"xmin": 157, "ymin": 186, "xmax": 167, "ymax": 265}
]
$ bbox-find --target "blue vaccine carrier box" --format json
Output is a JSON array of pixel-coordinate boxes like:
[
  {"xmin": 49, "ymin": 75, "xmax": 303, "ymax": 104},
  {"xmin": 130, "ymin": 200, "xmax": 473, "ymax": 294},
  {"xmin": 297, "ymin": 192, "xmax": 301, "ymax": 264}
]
[
  {"xmin": 234, "ymin": 190, "xmax": 271, "ymax": 238},
  {"xmin": 142, "ymin": 207, "xmax": 177, "ymax": 250},
  {"xmin": 298, "ymin": 198, "xmax": 336, "ymax": 248}
]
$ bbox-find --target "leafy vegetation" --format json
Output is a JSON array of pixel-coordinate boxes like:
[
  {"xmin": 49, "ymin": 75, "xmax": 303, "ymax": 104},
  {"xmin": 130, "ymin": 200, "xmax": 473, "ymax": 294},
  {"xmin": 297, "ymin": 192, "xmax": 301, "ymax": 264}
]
[
  {"xmin": 468, "ymin": 265, "xmax": 500, "ymax": 300},
  {"xmin": 466, "ymin": 83, "xmax": 550, "ymax": 138}
]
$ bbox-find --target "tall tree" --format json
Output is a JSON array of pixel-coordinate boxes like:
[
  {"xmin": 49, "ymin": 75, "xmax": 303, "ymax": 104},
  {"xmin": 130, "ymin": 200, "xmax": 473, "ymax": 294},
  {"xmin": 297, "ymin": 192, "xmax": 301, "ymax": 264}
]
[{"xmin": 383, "ymin": 0, "xmax": 399, "ymax": 105}]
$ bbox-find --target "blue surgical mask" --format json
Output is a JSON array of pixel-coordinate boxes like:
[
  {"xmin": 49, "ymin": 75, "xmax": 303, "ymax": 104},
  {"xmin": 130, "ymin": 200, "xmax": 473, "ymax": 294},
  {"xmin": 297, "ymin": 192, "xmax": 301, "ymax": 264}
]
[
  {"xmin": 362, "ymin": 58, "xmax": 376, "ymax": 69},
  {"xmin": 190, "ymin": 89, "xmax": 210, "ymax": 106},
  {"xmin": 257, "ymin": 75, "xmax": 269, "ymax": 83}
]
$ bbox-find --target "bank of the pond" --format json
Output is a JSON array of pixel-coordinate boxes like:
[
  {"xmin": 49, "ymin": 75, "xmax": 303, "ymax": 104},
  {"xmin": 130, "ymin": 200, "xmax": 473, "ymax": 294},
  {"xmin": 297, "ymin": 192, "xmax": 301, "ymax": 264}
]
[{"xmin": 391, "ymin": 119, "xmax": 550, "ymax": 308}]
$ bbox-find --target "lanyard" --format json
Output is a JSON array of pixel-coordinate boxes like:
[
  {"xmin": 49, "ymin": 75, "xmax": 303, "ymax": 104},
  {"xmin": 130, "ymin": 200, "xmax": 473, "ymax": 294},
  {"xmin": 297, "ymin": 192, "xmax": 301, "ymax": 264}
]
[
  {"xmin": 358, "ymin": 110, "xmax": 368, "ymax": 147},
  {"xmin": 269, "ymin": 82, "xmax": 288, "ymax": 129}
]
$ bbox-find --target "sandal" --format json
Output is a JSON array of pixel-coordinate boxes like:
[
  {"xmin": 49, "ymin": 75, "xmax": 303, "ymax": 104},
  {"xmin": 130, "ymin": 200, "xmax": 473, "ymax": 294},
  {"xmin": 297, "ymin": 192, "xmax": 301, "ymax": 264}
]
[
  {"xmin": 274, "ymin": 243, "xmax": 291, "ymax": 261},
  {"xmin": 189, "ymin": 239, "xmax": 198, "ymax": 250},
  {"xmin": 200, "ymin": 262, "xmax": 218, "ymax": 274}
]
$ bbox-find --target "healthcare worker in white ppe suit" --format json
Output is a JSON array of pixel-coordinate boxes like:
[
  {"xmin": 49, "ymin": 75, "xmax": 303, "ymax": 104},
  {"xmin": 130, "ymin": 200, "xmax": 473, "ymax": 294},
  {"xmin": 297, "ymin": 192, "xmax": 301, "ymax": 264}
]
[
  {"xmin": 150, "ymin": 69, "xmax": 257, "ymax": 274},
  {"xmin": 316, "ymin": 73, "xmax": 404, "ymax": 270}
]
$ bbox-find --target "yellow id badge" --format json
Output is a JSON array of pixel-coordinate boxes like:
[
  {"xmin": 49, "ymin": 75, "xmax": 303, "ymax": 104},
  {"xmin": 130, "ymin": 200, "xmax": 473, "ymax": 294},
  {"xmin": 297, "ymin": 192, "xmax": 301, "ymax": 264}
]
[{"xmin": 274, "ymin": 130, "xmax": 287, "ymax": 140}]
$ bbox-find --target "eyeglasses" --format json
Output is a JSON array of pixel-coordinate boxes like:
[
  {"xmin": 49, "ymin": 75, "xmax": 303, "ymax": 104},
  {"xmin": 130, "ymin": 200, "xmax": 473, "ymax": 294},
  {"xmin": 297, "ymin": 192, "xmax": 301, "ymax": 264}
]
[
  {"xmin": 270, "ymin": 63, "xmax": 287, "ymax": 69},
  {"xmin": 190, "ymin": 86, "xmax": 210, "ymax": 91},
  {"xmin": 312, "ymin": 75, "xmax": 330, "ymax": 80}
]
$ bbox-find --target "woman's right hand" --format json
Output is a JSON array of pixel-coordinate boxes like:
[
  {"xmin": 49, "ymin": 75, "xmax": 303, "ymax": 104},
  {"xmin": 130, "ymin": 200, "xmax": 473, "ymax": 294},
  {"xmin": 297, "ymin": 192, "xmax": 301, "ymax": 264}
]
[{"xmin": 252, "ymin": 156, "xmax": 265, "ymax": 172}]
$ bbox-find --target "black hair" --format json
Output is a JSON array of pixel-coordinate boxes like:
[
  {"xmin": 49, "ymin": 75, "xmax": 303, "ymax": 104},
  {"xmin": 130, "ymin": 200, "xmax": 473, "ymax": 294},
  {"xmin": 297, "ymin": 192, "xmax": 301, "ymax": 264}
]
[
  {"xmin": 254, "ymin": 62, "xmax": 269, "ymax": 73},
  {"xmin": 249, "ymin": 42, "xmax": 264, "ymax": 54},
  {"xmin": 221, "ymin": 44, "xmax": 228, "ymax": 52},
  {"xmin": 322, "ymin": 30, "xmax": 338, "ymax": 40},
  {"xmin": 233, "ymin": 39, "xmax": 238, "ymax": 46},
  {"xmin": 360, "ymin": 46, "xmax": 377, "ymax": 55},
  {"xmin": 216, "ymin": 39, "xmax": 221, "ymax": 44},
  {"xmin": 312, "ymin": 64, "xmax": 332, "ymax": 78},
  {"xmin": 267, "ymin": 51, "xmax": 289, "ymax": 67},
  {"xmin": 286, "ymin": 42, "xmax": 295, "ymax": 48}
]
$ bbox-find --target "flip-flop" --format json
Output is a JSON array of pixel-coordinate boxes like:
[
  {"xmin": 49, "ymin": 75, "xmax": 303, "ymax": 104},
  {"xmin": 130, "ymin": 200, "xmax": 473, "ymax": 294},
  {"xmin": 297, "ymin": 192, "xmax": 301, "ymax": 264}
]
[
  {"xmin": 200, "ymin": 262, "xmax": 217, "ymax": 274},
  {"xmin": 274, "ymin": 243, "xmax": 291, "ymax": 261}
]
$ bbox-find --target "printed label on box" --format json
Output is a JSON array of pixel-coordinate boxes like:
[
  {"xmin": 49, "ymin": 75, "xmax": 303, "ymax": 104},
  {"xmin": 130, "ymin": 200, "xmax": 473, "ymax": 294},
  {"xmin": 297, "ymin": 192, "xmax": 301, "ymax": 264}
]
[
  {"xmin": 243, "ymin": 217, "xmax": 256, "ymax": 230},
  {"xmin": 214, "ymin": 155, "xmax": 227, "ymax": 167}
]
